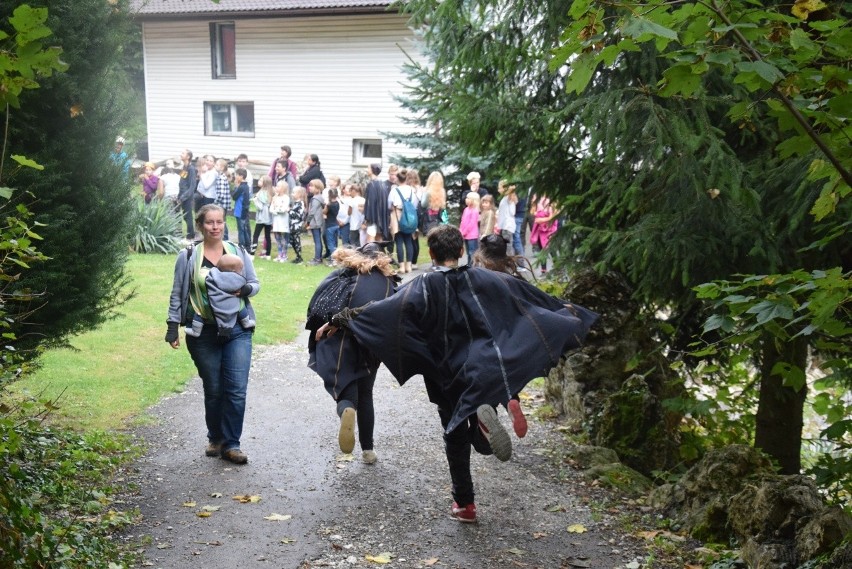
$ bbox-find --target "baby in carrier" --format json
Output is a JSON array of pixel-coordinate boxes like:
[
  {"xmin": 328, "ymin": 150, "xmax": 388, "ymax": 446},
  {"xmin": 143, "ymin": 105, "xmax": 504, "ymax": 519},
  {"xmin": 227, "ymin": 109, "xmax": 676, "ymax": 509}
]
[{"xmin": 186, "ymin": 253, "xmax": 256, "ymax": 340}]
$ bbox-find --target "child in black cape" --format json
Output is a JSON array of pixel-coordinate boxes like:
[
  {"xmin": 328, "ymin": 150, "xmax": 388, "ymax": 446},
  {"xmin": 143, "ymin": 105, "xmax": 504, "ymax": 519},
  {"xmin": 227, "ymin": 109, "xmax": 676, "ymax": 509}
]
[
  {"xmin": 307, "ymin": 242, "xmax": 399, "ymax": 464},
  {"xmin": 316, "ymin": 225, "xmax": 597, "ymax": 522}
]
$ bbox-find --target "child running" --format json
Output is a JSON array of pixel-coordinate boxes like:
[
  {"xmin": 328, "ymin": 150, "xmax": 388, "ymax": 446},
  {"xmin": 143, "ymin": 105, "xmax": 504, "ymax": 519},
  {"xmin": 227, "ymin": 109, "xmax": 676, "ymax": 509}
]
[{"xmin": 316, "ymin": 225, "xmax": 596, "ymax": 522}]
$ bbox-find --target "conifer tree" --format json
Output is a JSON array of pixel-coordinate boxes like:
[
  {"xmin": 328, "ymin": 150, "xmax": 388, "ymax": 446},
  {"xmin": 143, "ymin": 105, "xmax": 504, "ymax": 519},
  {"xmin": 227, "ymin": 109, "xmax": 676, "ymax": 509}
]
[
  {"xmin": 395, "ymin": 0, "xmax": 850, "ymax": 474},
  {"xmin": 1, "ymin": 0, "xmax": 136, "ymax": 355}
]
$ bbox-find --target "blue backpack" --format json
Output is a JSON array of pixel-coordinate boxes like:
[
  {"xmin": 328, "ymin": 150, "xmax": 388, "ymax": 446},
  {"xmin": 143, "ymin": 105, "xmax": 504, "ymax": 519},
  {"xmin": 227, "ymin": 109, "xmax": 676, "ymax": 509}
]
[{"xmin": 395, "ymin": 187, "xmax": 418, "ymax": 234}]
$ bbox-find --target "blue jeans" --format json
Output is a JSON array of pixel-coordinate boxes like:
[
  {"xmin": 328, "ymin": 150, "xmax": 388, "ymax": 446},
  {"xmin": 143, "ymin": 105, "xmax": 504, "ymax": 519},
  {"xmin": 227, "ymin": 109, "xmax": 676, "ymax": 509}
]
[
  {"xmin": 339, "ymin": 224, "xmax": 351, "ymax": 246},
  {"xmin": 394, "ymin": 232, "xmax": 414, "ymax": 263},
  {"xmin": 236, "ymin": 217, "xmax": 251, "ymax": 249},
  {"xmin": 513, "ymin": 214, "xmax": 525, "ymax": 256},
  {"xmin": 185, "ymin": 322, "xmax": 253, "ymax": 452},
  {"xmin": 465, "ymin": 238, "xmax": 478, "ymax": 263},
  {"xmin": 310, "ymin": 227, "xmax": 323, "ymax": 261},
  {"xmin": 324, "ymin": 225, "xmax": 339, "ymax": 258}
]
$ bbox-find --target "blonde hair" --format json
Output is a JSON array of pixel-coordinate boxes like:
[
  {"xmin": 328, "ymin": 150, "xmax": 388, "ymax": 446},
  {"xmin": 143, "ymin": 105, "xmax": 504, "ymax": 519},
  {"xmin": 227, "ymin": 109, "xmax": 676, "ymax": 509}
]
[
  {"xmin": 331, "ymin": 247, "xmax": 395, "ymax": 277},
  {"xmin": 481, "ymin": 194, "xmax": 494, "ymax": 208},
  {"xmin": 466, "ymin": 192, "xmax": 480, "ymax": 208},
  {"xmin": 308, "ymin": 179, "xmax": 325, "ymax": 193},
  {"xmin": 274, "ymin": 180, "xmax": 288, "ymax": 194},
  {"xmin": 258, "ymin": 175, "xmax": 274, "ymax": 201},
  {"xmin": 424, "ymin": 171, "xmax": 446, "ymax": 210}
]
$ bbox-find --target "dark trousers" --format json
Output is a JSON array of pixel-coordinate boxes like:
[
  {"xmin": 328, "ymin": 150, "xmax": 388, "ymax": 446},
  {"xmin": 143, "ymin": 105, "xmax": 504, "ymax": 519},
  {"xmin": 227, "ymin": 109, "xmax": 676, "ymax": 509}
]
[
  {"xmin": 394, "ymin": 232, "xmax": 415, "ymax": 263},
  {"xmin": 252, "ymin": 223, "xmax": 271, "ymax": 256},
  {"xmin": 437, "ymin": 403, "xmax": 493, "ymax": 507},
  {"xmin": 181, "ymin": 198, "xmax": 194, "ymax": 239},
  {"xmin": 336, "ymin": 369, "xmax": 378, "ymax": 451}
]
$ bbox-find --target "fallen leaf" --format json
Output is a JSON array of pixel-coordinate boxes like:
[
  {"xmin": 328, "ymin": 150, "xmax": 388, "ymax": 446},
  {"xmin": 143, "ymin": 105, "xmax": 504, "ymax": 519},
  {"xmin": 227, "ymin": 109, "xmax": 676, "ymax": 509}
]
[
  {"xmin": 365, "ymin": 552, "xmax": 393, "ymax": 564},
  {"xmin": 507, "ymin": 547, "xmax": 525, "ymax": 555},
  {"xmin": 192, "ymin": 540, "xmax": 222, "ymax": 546},
  {"xmin": 423, "ymin": 559, "xmax": 439, "ymax": 566},
  {"xmin": 70, "ymin": 104, "xmax": 83, "ymax": 118},
  {"xmin": 156, "ymin": 543, "xmax": 171, "ymax": 550},
  {"xmin": 532, "ymin": 532, "xmax": 548, "ymax": 539},
  {"xmin": 280, "ymin": 537, "xmax": 297, "ymax": 544},
  {"xmin": 707, "ymin": 188, "xmax": 720, "ymax": 199},
  {"xmin": 196, "ymin": 512, "xmax": 211, "ymax": 518},
  {"xmin": 637, "ymin": 530, "xmax": 659, "ymax": 540},
  {"xmin": 546, "ymin": 504, "xmax": 566, "ymax": 512},
  {"xmin": 200, "ymin": 505, "xmax": 220, "ymax": 512},
  {"xmin": 567, "ymin": 524, "xmax": 587, "ymax": 533},
  {"xmin": 625, "ymin": 562, "xmax": 641, "ymax": 569},
  {"xmin": 210, "ymin": 492, "xmax": 223, "ymax": 498},
  {"xmin": 232, "ymin": 494, "xmax": 261, "ymax": 503},
  {"xmin": 264, "ymin": 513, "xmax": 292, "ymax": 521},
  {"xmin": 182, "ymin": 501, "xmax": 196, "ymax": 508}
]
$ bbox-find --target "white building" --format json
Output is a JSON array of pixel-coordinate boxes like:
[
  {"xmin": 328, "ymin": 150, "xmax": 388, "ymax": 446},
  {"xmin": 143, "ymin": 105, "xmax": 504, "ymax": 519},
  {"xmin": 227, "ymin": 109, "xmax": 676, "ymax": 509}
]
[{"xmin": 131, "ymin": 0, "xmax": 421, "ymax": 180}]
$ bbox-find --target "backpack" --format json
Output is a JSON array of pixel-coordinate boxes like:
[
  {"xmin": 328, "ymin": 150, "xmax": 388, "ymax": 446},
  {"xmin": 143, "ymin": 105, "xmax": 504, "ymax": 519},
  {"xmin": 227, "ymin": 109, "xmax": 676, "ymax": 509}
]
[
  {"xmin": 395, "ymin": 187, "xmax": 418, "ymax": 234},
  {"xmin": 305, "ymin": 268, "xmax": 357, "ymax": 330}
]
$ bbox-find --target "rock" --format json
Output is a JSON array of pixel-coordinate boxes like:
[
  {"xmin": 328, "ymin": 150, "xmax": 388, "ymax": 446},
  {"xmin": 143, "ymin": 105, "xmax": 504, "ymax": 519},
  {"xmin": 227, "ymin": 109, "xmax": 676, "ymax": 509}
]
[
  {"xmin": 569, "ymin": 445, "xmax": 620, "ymax": 468},
  {"xmin": 583, "ymin": 462, "xmax": 653, "ymax": 495},
  {"xmin": 650, "ymin": 445, "xmax": 775, "ymax": 541},
  {"xmin": 728, "ymin": 475, "xmax": 824, "ymax": 543},
  {"xmin": 795, "ymin": 506, "xmax": 852, "ymax": 562},
  {"xmin": 544, "ymin": 268, "xmax": 685, "ymax": 475},
  {"xmin": 740, "ymin": 538, "xmax": 796, "ymax": 569}
]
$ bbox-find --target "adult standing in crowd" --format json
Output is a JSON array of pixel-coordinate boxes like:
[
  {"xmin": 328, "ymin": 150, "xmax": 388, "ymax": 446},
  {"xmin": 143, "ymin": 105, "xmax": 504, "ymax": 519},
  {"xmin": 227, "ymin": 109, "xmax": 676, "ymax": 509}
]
[
  {"xmin": 419, "ymin": 171, "xmax": 448, "ymax": 235},
  {"xmin": 110, "ymin": 136, "xmax": 131, "ymax": 176},
  {"xmin": 513, "ymin": 191, "xmax": 528, "ymax": 257},
  {"xmin": 267, "ymin": 145, "xmax": 299, "ymax": 183},
  {"xmin": 496, "ymin": 180, "xmax": 518, "ymax": 255},
  {"xmin": 363, "ymin": 163, "xmax": 390, "ymax": 243},
  {"xmin": 178, "ymin": 149, "xmax": 198, "ymax": 240},
  {"xmin": 165, "ymin": 204, "xmax": 260, "ymax": 464},
  {"xmin": 390, "ymin": 169, "xmax": 420, "ymax": 274},
  {"xmin": 299, "ymin": 154, "xmax": 326, "ymax": 190},
  {"xmin": 467, "ymin": 171, "xmax": 489, "ymax": 200}
]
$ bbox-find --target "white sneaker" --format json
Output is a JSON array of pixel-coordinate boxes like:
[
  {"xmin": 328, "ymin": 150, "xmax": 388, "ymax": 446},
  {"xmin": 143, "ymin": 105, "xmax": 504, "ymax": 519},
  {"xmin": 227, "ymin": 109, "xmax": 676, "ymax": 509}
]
[{"xmin": 362, "ymin": 450, "xmax": 377, "ymax": 464}]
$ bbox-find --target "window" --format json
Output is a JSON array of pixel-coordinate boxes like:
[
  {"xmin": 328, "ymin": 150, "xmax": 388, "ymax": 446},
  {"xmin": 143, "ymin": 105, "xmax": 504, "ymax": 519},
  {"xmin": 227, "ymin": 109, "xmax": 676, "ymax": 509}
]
[
  {"xmin": 352, "ymin": 138, "xmax": 383, "ymax": 165},
  {"xmin": 210, "ymin": 22, "xmax": 236, "ymax": 79},
  {"xmin": 204, "ymin": 102, "xmax": 254, "ymax": 137}
]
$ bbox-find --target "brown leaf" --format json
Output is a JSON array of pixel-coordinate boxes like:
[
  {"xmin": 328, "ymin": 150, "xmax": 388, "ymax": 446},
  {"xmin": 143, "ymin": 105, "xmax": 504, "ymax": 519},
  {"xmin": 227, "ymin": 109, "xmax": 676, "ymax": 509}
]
[
  {"xmin": 532, "ymin": 532, "xmax": 548, "ymax": 539},
  {"xmin": 423, "ymin": 559, "xmax": 439, "ymax": 566}
]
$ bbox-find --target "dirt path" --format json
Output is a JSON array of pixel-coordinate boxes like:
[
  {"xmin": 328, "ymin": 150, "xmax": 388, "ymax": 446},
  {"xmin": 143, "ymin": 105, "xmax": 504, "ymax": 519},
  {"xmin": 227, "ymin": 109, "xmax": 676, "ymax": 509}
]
[{"xmin": 125, "ymin": 332, "xmax": 651, "ymax": 568}]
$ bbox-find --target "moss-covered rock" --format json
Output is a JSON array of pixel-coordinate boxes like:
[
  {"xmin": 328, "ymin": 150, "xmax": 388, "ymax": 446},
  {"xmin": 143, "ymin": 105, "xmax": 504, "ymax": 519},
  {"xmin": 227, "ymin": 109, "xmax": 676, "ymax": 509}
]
[{"xmin": 583, "ymin": 462, "xmax": 654, "ymax": 495}]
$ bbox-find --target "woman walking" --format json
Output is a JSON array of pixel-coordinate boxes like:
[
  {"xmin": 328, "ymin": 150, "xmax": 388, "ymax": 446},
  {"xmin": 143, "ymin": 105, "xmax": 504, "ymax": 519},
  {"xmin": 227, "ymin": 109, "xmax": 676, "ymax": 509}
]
[{"xmin": 165, "ymin": 204, "xmax": 260, "ymax": 464}]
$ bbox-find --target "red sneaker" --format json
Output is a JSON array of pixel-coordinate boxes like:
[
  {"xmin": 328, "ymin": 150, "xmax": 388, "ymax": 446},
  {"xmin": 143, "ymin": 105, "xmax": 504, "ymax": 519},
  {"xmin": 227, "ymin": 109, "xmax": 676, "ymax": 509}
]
[
  {"xmin": 451, "ymin": 502, "xmax": 477, "ymax": 523},
  {"xmin": 507, "ymin": 399, "xmax": 528, "ymax": 438}
]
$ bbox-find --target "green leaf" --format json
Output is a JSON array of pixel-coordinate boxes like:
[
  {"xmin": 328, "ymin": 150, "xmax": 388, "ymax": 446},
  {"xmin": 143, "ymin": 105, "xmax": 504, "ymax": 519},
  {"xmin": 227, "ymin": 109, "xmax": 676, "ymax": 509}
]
[
  {"xmin": 622, "ymin": 17, "xmax": 678, "ymax": 42},
  {"xmin": 659, "ymin": 64, "xmax": 702, "ymax": 97},
  {"xmin": 0, "ymin": 187, "xmax": 14, "ymax": 199},
  {"xmin": 11, "ymin": 155, "xmax": 44, "ymax": 170},
  {"xmin": 565, "ymin": 53, "xmax": 598, "ymax": 94},
  {"xmin": 771, "ymin": 362, "xmax": 806, "ymax": 391},
  {"xmin": 736, "ymin": 61, "xmax": 784, "ymax": 85}
]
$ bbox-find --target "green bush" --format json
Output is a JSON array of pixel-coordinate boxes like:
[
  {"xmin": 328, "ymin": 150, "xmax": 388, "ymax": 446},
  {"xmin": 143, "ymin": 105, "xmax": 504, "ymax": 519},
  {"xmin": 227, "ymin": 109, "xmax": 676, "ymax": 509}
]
[
  {"xmin": 0, "ymin": 396, "xmax": 139, "ymax": 568},
  {"xmin": 130, "ymin": 198, "xmax": 182, "ymax": 254}
]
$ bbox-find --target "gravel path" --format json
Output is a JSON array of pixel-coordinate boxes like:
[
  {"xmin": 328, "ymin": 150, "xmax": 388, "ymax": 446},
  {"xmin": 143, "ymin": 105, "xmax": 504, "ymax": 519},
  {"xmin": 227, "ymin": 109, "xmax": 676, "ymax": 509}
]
[{"xmin": 125, "ymin": 331, "xmax": 650, "ymax": 569}]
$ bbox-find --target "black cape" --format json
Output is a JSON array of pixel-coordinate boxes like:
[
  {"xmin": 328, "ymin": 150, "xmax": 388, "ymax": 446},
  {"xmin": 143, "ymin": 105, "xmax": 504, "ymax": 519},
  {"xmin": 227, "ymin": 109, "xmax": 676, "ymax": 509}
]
[
  {"xmin": 308, "ymin": 269, "xmax": 397, "ymax": 399},
  {"xmin": 347, "ymin": 266, "xmax": 598, "ymax": 432}
]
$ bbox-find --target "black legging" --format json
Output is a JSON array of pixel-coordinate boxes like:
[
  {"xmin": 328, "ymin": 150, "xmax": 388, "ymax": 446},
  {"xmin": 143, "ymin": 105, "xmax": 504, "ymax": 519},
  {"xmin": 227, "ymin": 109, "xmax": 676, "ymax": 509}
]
[
  {"xmin": 251, "ymin": 223, "xmax": 271, "ymax": 256},
  {"xmin": 335, "ymin": 370, "xmax": 377, "ymax": 451}
]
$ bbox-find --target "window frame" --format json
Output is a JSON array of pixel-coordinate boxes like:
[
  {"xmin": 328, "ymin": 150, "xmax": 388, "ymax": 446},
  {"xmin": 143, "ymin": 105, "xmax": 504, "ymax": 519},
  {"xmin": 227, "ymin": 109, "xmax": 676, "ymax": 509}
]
[
  {"xmin": 210, "ymin": 21, "xmax": 236, "ymax": 79},
  {"xmin": 203, "ymin": 102, "xmax": 255, "ymax": 137},
  {"xmin": 352, "ymin": 138, "xmax": 383, "ymax": 166}
]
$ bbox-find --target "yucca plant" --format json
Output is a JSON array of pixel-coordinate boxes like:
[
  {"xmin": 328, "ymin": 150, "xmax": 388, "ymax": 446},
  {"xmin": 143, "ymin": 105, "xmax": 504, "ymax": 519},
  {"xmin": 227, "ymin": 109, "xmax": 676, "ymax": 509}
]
[{"xmin": 131, "ymin": 197, "xmax": 182, "ymax": 254}]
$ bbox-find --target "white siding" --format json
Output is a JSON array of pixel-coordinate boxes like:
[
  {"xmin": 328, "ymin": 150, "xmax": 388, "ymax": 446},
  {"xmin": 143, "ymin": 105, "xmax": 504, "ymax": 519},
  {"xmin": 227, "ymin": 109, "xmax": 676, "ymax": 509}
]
[{"xmin": 142, "ymin": 13, "xmax": 423, "ymax": 179}]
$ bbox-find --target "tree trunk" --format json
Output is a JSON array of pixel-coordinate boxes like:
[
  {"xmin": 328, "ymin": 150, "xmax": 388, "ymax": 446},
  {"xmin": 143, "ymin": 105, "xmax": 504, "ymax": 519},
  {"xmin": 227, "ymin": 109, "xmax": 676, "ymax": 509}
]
[{"xmin": 754, "ymin": 335, "xmax": 808, "ymax": 474}]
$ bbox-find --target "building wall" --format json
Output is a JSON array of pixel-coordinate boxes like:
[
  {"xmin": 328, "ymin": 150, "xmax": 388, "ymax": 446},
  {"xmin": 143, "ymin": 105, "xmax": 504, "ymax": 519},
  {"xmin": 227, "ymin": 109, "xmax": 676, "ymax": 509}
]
[{"xmin": 141, "ymin": 12, "xmax": 421, "ymax": 180}]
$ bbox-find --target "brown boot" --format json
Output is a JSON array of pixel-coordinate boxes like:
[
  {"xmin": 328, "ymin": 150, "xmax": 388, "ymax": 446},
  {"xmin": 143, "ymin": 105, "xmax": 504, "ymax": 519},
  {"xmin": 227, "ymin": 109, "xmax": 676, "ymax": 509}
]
[
  {"xmin": 221, "ymin": 448, "xmax": 248, "ymax": 464},
  {"xmin": 205, "ymin": 442, "xmax": 222, "ymax": 457}
]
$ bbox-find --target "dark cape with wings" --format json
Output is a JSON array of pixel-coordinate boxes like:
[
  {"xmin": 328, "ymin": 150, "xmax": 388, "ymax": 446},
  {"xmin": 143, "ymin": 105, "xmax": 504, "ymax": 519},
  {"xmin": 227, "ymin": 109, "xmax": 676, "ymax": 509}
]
[
  {"xmin": 346, "ymin": 266, "xmax": 598, "ymax": 432},
  {"xmin": 308, "ymin": 269, "xmax": 397, "ymax": 399}
]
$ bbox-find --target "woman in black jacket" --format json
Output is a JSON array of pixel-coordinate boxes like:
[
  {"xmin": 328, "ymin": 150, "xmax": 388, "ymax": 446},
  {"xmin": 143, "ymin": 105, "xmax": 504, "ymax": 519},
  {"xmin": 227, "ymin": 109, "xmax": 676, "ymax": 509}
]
[{"xmin": 298, "ymin": 153, "xmax": 326, "ymax": 189}]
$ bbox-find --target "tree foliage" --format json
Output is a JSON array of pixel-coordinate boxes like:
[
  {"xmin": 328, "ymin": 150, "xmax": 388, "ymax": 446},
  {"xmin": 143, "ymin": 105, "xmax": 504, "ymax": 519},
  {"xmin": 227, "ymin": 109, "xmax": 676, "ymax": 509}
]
[
  {"xmin": 395, "ymin": 0, "xmax": 850, "ymax": 485},
  {"xmin": 1, "ymin": 0, "xmax": 137, "ymax": 357}
]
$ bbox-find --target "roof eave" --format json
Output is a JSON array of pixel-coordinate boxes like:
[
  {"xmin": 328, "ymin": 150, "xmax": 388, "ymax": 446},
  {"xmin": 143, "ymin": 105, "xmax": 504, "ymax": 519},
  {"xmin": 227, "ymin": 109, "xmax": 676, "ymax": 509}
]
[{"xmin": 133, "ymin": 5, "xmax": 394, "ymax": 21}]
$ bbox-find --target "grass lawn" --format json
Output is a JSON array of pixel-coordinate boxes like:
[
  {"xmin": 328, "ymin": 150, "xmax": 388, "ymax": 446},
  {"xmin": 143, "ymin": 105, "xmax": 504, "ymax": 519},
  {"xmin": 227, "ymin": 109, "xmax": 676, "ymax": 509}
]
[{"xmin": 11, "ymin": 249, "xmax": 330, "ymax": 431}]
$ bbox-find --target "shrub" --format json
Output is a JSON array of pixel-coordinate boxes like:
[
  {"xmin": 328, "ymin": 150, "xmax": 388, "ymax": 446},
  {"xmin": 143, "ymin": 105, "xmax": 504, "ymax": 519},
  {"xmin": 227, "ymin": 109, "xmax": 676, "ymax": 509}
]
[{"xmin": 130, "ymin": 198, "xmax": 182, "ymax": 254}]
